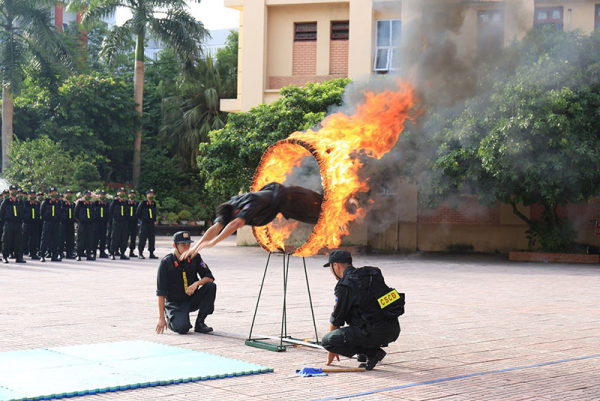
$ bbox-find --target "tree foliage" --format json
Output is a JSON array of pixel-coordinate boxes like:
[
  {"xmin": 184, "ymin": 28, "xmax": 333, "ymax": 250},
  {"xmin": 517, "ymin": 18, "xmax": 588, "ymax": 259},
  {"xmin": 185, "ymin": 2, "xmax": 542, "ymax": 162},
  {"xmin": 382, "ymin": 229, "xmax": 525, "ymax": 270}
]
[
  {"xmin": 411, "ymin": 28, "xmax": 600, "ymax": 252},
  {"xmin": 197, "ymin": 78, "xmax": 351, "ymax": 202},
  {"xmin": 4, "ymin": 136, "xmax": 99, "ymax": 192}
]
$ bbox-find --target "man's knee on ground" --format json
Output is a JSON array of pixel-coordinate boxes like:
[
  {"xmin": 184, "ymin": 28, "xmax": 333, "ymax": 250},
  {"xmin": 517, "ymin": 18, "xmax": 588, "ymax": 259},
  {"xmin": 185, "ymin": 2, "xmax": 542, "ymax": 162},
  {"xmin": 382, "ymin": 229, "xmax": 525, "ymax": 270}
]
[{"xmin": 168, "ymin": 320, "xmax": 191, "ymax": 334}]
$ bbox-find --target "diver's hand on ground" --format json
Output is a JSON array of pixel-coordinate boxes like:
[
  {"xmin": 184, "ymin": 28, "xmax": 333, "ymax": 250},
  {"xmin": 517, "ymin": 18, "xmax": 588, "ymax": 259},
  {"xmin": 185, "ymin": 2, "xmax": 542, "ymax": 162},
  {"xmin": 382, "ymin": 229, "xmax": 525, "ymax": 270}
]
[
  {"xmin": 156, "ymin": 317, "xmax": 167, "ymax": 334},
  {"xmin": 326, "ymin": 352, "xmax": 340, "ymax": 365}
]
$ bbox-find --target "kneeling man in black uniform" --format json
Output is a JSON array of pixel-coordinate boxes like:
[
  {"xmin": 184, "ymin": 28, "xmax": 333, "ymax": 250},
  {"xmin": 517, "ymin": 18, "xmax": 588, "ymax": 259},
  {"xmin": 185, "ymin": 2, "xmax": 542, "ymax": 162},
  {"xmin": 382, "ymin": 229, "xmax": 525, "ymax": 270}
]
[
  {"xmin": 156, "ymin": 231, "xmax": 216, "ymax": 335},
  {"xmin": 321, "ymin": 250, "xmax": 403, "ymax": 370}
]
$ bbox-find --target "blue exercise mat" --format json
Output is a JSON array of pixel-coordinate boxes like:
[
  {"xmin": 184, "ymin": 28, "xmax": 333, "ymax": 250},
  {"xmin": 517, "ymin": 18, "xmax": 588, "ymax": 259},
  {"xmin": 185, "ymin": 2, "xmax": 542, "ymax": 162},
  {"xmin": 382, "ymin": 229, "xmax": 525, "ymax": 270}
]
[{"xmin": 0, "ymin": 340, "xmax": 272, "ymax": 401}]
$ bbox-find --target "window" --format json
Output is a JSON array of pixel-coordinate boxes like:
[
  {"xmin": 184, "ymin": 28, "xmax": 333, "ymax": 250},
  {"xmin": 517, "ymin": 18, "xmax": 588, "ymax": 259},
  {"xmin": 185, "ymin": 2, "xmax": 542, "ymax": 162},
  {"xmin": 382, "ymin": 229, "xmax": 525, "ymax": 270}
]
[
  {"xmin": 374, "ymin": 19, "xmax": 401, "ymax": 72},
  {"xmin": 331, "ymin": 21, "xmax": 349, "ymax": 40},
  {"xmin": 596, "ymin": 5, "xmax": 600, "ymax": 30},
  {"xmin": 478, "ymin": 10, "xmax": 504, "ymax": 55},
  {"xmin": 534, "ymin": 6, "xmax": 564, "ymax": 29},
  {"xmin": 295, "ymin": 22, "xmax": 317, "ymax": 41}
]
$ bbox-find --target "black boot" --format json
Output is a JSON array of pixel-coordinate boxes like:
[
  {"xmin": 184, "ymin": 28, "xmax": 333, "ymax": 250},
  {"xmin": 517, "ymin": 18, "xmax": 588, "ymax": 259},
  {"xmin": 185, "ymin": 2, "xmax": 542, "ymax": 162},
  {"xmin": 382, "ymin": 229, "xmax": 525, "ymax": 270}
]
[
  {"xmin": 138, "ymin": 252, "xmax": 145, "ymax": 259},
  {"xmin": 2, "ymin": 257, "xmax": 8, "ymax": 264},
  {"xmin": 99, "ymin": 251, "xmax": 109, "ymax": 259},
  {"xmin": 76, "ymin": 255, "xmax": 82, "ymax": 261},
  {"xmin": 359, "ymin": 349, "xmax": 386, "ymax": 371},
  {"xmin": 120, "ymin": 254, "xmax": 130, "ymax": 260},
  {"xmin": 30, "ymin": 254, "xmax": 40, "ymax": 260},
  {"xmin": 51, "ymin": 254, "xmax": 62, "ymax": 262},
  {"xmin": 194, "ymin": 316, "xmax": 213, "ymax": 333},
  {"xmin": 129, "ymin": 250, "xmax": 137, "ymax": 258},
  {"xmin": 15, "ymin": 257, "xmax": 26, "ymax": 263},
  {"xmin": 109, "ymin": 254, "xmax": 115, "ymax": 260},
  {"xmin": 40, "ymin": 254, "xmax": 46, "ymax": 262},
  {"xmin": 149, "ymin": 252, "xmax": 158, "ymax": 259}
]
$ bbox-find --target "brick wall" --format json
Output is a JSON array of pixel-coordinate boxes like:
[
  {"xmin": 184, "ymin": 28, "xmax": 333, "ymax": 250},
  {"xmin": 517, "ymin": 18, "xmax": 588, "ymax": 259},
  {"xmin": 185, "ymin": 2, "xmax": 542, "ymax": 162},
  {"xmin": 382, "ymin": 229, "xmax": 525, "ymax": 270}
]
[
  {"xmin": 418, "ymin": 196, "xmax": 501, "ymax": 225},
  {"xmin": 268, "ymin": 74, "xmax": 347, "ymax": 89},
  {"xmin": 292, "ymin": 41, "xmax": 317, "ymax": 76},
  {"xmin": 329, "ymin": 40, "xmax": 349, "ymax": 75}
]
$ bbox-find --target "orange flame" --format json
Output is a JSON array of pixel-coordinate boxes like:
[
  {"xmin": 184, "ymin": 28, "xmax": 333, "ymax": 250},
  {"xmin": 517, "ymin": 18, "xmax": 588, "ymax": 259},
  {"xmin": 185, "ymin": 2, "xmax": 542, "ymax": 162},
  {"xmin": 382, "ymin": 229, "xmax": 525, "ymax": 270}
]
[{"xmin": 252, "ymin": 80, "xmax": 416, "ymax": 256}]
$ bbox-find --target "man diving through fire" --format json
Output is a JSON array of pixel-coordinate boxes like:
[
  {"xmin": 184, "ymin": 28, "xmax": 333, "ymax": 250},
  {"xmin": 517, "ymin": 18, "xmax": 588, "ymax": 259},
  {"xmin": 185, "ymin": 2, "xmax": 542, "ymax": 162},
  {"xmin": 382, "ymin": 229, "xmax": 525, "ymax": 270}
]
[{"xmin": 180, "ymin": 182, "xmax": 323, "ymax": 259}]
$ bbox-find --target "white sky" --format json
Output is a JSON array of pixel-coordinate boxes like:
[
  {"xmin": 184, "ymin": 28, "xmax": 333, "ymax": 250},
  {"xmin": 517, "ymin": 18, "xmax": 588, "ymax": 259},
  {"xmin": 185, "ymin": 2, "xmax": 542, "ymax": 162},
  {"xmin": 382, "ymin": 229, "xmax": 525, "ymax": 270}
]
[{"xmin": 116, "ymin": 0, "xmax": 240, "ymax": 30}]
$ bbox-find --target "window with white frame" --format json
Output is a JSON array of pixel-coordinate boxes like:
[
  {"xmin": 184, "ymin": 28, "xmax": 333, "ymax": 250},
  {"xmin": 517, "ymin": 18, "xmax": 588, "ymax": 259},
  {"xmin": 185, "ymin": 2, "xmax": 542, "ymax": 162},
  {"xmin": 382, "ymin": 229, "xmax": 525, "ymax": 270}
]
[{"xmin": 374, "ymin": 19, "xmax": 401, "ymax": 72}]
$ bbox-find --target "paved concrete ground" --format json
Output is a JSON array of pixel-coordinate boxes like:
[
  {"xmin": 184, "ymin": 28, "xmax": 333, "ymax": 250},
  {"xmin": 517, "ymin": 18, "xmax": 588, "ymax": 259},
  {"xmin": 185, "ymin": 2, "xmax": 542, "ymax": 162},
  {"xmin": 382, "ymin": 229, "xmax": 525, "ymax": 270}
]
[{"xmin": 1, "ymin": 236, "xmax": 599, "ymax": 400}]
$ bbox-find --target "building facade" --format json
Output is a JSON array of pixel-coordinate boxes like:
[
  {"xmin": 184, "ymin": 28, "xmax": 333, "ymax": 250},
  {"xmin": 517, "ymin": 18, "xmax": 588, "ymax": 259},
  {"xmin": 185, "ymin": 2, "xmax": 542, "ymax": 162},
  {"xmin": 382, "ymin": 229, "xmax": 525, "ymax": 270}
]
[{"xmin": 224, "ymin": 0, "xmax": 600, "ymax": 252}]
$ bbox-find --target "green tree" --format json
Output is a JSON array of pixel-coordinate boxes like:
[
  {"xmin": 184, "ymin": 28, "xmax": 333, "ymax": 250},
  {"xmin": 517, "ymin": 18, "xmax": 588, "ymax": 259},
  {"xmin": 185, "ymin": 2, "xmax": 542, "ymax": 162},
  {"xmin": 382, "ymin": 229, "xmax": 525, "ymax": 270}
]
[
  {"xmin": 4, "ymin": 136, "xmax": 97, "ymax": 192},
  {"xmin": 415, "ymin": 29, "xmax": 600, "ymax": 252},
  {"xmin": 197, "ymin": 78, "xmax": 351, "ymax": 202},
  {"xmin": 215, "ymin": 30, "xmax": 238, "ymax": 99},
  {"xmin": 71, "ymin": 0, "xmax": 209, "ymax": 187},
  {"xmin": 160, "ymin": 55, "xmax": 229, "ymax": 169},
  {"xmin": 0, "ymin": 0, "xmax": 76, "ymax": 171}
]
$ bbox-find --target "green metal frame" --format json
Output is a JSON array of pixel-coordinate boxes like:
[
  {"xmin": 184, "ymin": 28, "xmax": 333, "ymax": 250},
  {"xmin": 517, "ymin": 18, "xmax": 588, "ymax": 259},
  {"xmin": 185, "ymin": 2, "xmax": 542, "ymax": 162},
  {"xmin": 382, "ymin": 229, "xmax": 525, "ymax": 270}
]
[{"xmin": 246, "ymin": 252, "xmax": 320, "ymax": 352}]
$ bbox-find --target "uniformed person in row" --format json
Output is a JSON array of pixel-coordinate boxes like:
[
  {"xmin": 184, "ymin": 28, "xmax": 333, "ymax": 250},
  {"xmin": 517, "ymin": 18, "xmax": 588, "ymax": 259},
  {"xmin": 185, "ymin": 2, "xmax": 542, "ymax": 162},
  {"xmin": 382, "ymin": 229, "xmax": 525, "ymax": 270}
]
[
  {"xmin": 156, "ymin": 231, "xmax": 216, "ymax": 335},
  {"xmin": 0, "ymin": 189, "xmax": 8, "ymax": 250},
  {"xmin": 109, "ymin": 187, "xmax": 130, "ymax": 260},
  {"xmin": 36, "ymin": 192, "xmax": 45, "ymax": 253},
  {"xmin": 136, "ymin": 188, "xmax": 158, "ymax": 259},
  {"xmin": 22, "ymin": 190, "xmax": 42, "ymax": 260},
  {"xmin": 12, "ymin": 188, "xmax": 27, "ymax": 259},
  {"xmin": 321, "ymin": 250, "xmax": 402, "ymax": 371},
  {"xmin": 1, "ymin": 185, "xmax": 26, "ymax": 263},
  {"xmin": 59, "ymin": 189, "xmax": 76, "ymax": 259},
  {"xmin": 40, "ymin": 187, "xmax": 62, "ymax": 262},
  {"xmin": 94, "ymin": 190, "xmax": 110, "ymax": 258},
  {"xmin": 75, "ymin": 190, "xmax": 95, "ymax": 261},
  {"xmin": 127, "ymin": 189, "xmax": 139, "ymax": 258}
]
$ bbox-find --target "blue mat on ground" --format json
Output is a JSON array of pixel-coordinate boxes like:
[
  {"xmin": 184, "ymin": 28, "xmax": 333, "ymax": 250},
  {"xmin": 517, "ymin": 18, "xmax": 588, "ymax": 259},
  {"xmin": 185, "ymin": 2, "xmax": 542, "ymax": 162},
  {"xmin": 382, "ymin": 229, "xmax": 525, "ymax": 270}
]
[{"xmin": 0, "ymin": 340, "xmax": 272, "ymax": 401}]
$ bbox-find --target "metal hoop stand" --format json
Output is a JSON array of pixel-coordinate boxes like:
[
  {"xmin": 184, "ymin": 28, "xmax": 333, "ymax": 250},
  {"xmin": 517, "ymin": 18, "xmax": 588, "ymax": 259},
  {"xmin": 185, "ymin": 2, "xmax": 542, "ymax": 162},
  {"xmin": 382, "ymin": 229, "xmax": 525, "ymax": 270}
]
[{"xmin": 245, "ymin": 251, "xmax": 320, "ymax": 352}]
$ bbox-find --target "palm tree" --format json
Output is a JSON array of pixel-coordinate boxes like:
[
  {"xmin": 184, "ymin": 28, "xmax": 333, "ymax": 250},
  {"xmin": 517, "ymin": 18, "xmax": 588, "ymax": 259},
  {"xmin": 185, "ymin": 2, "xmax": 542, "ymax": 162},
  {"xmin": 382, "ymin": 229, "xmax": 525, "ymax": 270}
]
[
  {"xmin": 160, "ymin": 54, "xmax": 229, "ymax": 169},
  {"xmin": 70, "ymin": 0, "xmax": 208, "ymax": 187},
  {"xmin": 0, "ymin": 0, "xmax": 76, "ymax": 171}
]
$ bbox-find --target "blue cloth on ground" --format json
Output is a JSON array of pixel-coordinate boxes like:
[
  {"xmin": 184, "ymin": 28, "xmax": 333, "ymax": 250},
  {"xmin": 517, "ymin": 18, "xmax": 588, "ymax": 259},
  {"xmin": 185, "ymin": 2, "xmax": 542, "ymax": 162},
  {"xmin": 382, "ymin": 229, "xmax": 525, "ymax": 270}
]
[{"xmin": 296, "ymin": 367, "xmax": 328, "ymax": 377}]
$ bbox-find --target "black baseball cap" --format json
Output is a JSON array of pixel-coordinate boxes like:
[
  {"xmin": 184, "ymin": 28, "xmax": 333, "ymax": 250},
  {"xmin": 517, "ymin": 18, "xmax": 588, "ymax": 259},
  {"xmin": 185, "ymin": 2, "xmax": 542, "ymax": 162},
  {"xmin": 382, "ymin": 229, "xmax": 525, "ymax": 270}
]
[
  {"xmin": 28, "ymin": 190, "xmax": 36, "ymax": 195},
  {"xmin": 117, "ymin": 187, "xmax": 125, "ymax": 192},
  {"xmin": 173, "ymin": 231, "xmax": 193, "ymax": 244},
  {"xmin": 146, "ymin": 188, "xmax": 155, "ymax": 194},
  {"xmin": 37, "ymin": 191, "xmax": 44, "ymax": 196},
  {"xmin": 65, "ymin": 189, "xmax": 73, "ymax": 194},
  {"xmin": 129, "ymin": 189, "xmax": 136, "ymax": 194},
  {"xmin": 9, "ymin": 185, "xmax": 17, "ymax": 191},
  {"xmin": 323, "ymin": 250, "xmax": 353, "ymax": 267},
  {"xmin": 83, "ymin": 190, "xmax": 91, "ymax": 195},
  {"xmin": 98, "ymin": 190, "xmax": 106, "ymax": 195},
  {"xmin": 49, "ymin": 187, "xmax": 58, "ymax": 193}
]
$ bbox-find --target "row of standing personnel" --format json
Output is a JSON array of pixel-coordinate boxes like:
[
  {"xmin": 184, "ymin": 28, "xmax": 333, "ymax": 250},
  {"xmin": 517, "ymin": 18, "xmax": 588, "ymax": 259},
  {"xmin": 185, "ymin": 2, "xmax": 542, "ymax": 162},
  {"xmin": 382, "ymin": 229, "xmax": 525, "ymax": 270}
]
[{"xmin": 0, "ymin": 185, "xmax": 158, "ymax": 263}]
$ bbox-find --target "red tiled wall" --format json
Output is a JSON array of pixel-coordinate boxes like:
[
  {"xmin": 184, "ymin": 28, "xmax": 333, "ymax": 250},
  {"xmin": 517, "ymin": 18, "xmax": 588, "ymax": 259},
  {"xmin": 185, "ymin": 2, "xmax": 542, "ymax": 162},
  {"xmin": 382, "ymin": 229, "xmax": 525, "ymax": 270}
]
[
  {"xmin": 329, "ymin": 40, "xmax": 348, "ymax": 75},
  {"xmin": 292, "ymin": 41, "xmax": 317, "ymax": 76}
]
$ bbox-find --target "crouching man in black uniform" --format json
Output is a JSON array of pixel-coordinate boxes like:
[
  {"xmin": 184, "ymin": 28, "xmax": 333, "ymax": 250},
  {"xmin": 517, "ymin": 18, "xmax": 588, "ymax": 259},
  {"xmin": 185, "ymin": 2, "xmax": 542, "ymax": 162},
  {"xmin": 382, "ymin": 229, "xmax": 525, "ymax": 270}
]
[
  {"xmin": 321, "ymin": 250, "xmax": 403, "ymax": 370},
  {"xmin": 156, "ymin": 231, "xmax": 216, "ymax": 335}
]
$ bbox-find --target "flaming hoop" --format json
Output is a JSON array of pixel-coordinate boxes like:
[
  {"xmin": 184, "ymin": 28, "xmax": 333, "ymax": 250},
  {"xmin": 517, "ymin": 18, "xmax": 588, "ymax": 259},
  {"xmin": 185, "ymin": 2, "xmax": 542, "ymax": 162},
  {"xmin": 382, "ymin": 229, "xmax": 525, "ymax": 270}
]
[{"xmin": 252, "ymin": 80, "xmax": 416, "ymax": 257}]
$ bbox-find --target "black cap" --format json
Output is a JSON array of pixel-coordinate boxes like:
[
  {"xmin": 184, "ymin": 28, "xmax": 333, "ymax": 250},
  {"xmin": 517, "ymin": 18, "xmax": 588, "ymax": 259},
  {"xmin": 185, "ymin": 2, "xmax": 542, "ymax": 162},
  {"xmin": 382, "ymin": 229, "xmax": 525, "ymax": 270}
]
[
  {"xmin": 37, "ymin": 191, "xmax": 44, "ymax": 196},
  {"xmin": 83, "ymin": 190, "xmax": 91, "ymax": 195},
  {"xmin": 323, "ymin": 250, "xmax": 353, "ymax": 267},
  {"xmin": 65, "ymin": 189, "xmax": 73, "ymax": 194},
  {"xmin": 49, "ymin": 187, "xmax": 57, "ymax": 193},
  {"xmin": 28, "ymin": 190, "xmax": 36, "ymax": 195},
  {"xmin": 146, "ymin": 189, "xmax": 155, "ymax": 194},
  {"xmin": 129, "ymin": 189, "xmax": 136, "ymax": 194},
  {"xmin": 2, "ymin": 189, "xmax": 8, "ymax": 194},
  {"xmin": 9, "ymin": 184, "xmax": 17, "ymax": 191},
  {"xmin": 98, "ymin": 190, "xmax": 106, "ymax": 195},
  {"xmin": 117, "ymin": 187, "xmax": 125, "ymax": 192},
  {"xmin": 17, "ymin": 188, "xmax": 24, "ymax": 193},
  {"xmin": 173, "ymin": 231, "xmax": 193, "ymax": 244}
]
